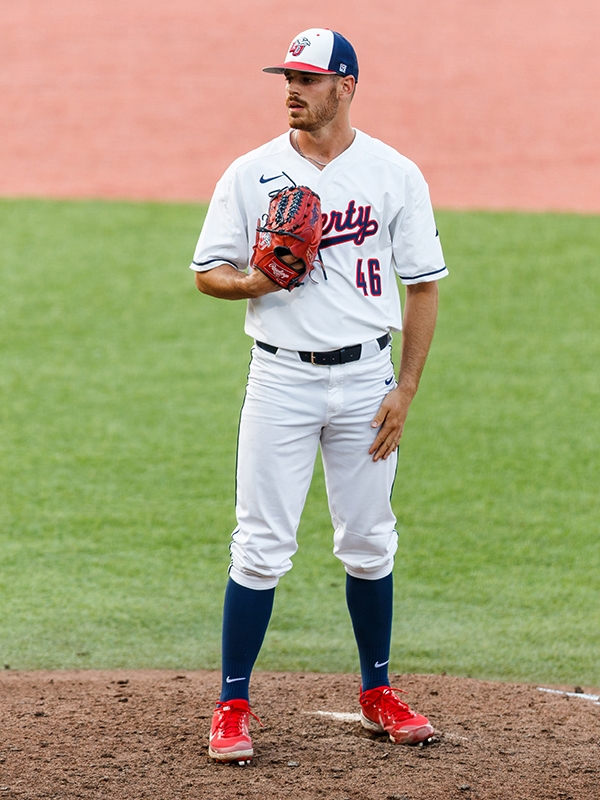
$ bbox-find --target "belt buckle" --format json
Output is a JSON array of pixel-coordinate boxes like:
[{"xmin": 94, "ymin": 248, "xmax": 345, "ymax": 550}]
[{"xmin": 310, "ymin": 352, "xmax": 316, "ymax": 365}]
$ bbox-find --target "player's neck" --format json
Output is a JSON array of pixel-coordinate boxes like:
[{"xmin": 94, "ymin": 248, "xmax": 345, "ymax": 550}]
[{"xmin": 292, "ymin": 123, "xmax": 356, "ymax": 170}]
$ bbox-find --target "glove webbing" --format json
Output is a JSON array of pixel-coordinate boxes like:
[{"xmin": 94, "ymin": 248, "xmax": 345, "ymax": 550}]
[{"xmin": 274, "ymin": 190, "xmax": 304, "ymax": 229}]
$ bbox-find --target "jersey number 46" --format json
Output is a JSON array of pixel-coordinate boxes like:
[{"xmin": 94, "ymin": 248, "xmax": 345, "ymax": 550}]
[{"xmin": 356, "ymin": 258, "xmax": 382, "ymax": 296}]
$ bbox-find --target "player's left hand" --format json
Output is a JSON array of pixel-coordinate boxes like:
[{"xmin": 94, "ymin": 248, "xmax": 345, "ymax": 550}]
[{"xmin": 369, "ymin": 386, "xmax": 413, "ymax": 462}]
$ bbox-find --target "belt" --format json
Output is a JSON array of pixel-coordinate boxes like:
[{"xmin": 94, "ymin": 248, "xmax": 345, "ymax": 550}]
[{"xmin": 256, "ymin": 333, "xmax": 390, "ymax": 365}]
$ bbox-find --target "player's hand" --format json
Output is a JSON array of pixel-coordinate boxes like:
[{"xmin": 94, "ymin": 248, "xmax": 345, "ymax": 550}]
[
  {"xmin": 244, "ymin": 266, "xmax": 286, "ymax": 296},
  {"xmin": 278, "ymin": 252, "xmax": 305, "ymax": 269},
  {"xmin": 195, "ymin": 263, "xmax": 283, "ymax": 300},
  {"xmin": 245, "ymin": 252, "xmax": 303, "ymax": 296},
  {"xmin": 368, "ymin": 386, "xmax": 413, "ymax": 462}
]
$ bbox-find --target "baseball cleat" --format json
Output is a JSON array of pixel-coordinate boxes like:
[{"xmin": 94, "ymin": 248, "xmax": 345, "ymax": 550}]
[
  {"xmin": 208, "ymin": 699, "xmax": 261, "ymax": 764},
  {"xmin": 359, "ymin": 686, "xmax": 435, "ymax": 745}
]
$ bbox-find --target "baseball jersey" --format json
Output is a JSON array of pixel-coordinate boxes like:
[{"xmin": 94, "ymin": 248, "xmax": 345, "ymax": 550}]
[{"xmin": 190, "ymin": 129, "xmax": 447, "ymax": 352}]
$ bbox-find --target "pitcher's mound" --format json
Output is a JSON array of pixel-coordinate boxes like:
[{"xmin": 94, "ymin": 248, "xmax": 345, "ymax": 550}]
[{"xmin": 1, "ymin": 669, "xmax": 598, "ymax": 799}]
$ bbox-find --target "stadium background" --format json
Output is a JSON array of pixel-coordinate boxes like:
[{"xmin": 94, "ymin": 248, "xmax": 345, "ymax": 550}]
[
  {"xmin": 2, "ymin": 0, "xmax": 599, "ymax": 211},
  {"xmin": 2, "ymin": 4, "xmax": 600, "ymax": 796}
]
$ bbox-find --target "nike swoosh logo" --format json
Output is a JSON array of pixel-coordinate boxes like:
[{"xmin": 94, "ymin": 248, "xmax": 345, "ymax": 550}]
[
  {"xmin": 259, "ymin": 173, "xmax": 284, "ymax": 184},
  {"xmin": 384, "ymin": 377, "xmax": 394, "ymax": 385},
  {"xmin": 225, "ymin": 676, "xmax": 247, "ymax": 683},
  {"xmin": 374, "ymin": 660, "xmax": 390, "ymax": 669}
]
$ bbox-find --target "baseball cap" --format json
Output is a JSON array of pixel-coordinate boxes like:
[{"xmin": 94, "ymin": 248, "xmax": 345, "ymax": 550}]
[{"xmin": 263, "ymin": 28, "xmax": 359, "ymax": 82}]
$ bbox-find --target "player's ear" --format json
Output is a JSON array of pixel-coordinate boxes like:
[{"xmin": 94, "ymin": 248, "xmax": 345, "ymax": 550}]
[{"xmin": 338, "ymin": 75, "xmax": 356, "ymax": 102}]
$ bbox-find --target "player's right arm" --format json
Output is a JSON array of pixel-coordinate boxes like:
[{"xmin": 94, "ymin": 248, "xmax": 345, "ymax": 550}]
[
  {"xmin": 192, "ymin": 161, "xmax": 290, "ymax": 300},
  {"xmin": 195, "ymin": 264, "xmax": 282, "ymax": 300}
]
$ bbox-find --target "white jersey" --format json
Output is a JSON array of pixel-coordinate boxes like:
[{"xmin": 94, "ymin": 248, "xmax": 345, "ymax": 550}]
[{"xmin": 190, "ymin": 129, "xmax": 447, "ymax": 352}]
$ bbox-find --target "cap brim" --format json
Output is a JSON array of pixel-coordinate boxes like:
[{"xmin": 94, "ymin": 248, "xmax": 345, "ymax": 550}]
[{"xmin": 262, "ymin": 62, "xmax": 337, "ymax": 75}]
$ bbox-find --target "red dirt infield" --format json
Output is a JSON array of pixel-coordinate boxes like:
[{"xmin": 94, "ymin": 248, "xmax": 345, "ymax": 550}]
[
  {"xmin": 1, "ymin": 670, "xmax": 599, "ymax": 799},
  {"xmin": 1, "ymin": 0, "xmax": 599, "ymax": 211}
]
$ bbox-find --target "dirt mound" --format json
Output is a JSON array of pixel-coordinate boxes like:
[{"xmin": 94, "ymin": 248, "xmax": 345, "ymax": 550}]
[{"xmin": 1, "ymin": 670, "xmax": 598, "ymax": 799}]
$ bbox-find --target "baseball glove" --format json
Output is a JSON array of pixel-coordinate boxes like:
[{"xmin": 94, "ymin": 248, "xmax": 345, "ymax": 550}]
[{"xmin": 251, "ymin": 185, "xmax": 322, "ymax": 290}]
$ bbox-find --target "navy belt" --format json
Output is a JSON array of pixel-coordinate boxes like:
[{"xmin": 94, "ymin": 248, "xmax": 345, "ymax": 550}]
[{"xmin": 256, "ymin": 334, "xmax": 390, "ymax": 365}]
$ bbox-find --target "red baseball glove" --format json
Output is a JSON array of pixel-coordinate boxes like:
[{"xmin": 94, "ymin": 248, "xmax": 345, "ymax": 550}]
[{"xmin": 251, "ymin": 186, "xmax": 322, "ymax": 290}]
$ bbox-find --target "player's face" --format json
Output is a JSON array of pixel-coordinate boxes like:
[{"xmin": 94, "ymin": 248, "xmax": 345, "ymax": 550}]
[{"xmin": 284, "ymin": 71, "xmax": 341, "ymax": 132}]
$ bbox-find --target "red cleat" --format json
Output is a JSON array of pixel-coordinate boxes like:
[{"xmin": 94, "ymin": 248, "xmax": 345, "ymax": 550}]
[
  {"xmin": 360, "ymin": 686, "xmax": 435, "ymax": 744},
  {"xmin": 208, "ymin": 699, "xmax": 261, "ymax": 764}
]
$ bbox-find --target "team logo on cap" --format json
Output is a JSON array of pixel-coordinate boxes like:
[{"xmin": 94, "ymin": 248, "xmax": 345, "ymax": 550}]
[{"xmin": 289, "ymin": 37, "xmax": 311, "ymax": 57}]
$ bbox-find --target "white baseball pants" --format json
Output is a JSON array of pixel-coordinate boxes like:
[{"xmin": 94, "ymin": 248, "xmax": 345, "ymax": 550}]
[{"xmin": 229, "ymin": 340, "xmax": 399, "ymax": 590}]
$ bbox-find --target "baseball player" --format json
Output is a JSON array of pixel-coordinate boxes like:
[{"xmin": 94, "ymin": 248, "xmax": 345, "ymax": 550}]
[{"xmin": 190, "ymin": 28, "xmax": 448, "ymax": 764}]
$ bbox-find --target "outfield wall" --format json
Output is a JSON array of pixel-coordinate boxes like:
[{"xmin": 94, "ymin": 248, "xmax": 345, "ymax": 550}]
[{"xmin": 1, "ymin": 0, "xmax": 599, "ymax": 211}]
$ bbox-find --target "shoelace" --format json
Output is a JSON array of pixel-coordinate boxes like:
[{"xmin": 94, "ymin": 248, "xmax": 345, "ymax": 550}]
[
  {"xmin": 377, "ymin": 688, "xmax": 415, "ymax": 720},
  {"xmin": 216, "ymin": 702, "xmax": 263, "ymax": 737}
]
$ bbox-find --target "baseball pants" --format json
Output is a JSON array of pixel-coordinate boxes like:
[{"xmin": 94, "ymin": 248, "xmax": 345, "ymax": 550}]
[{"xmin": 229, "ymin": 339, "xmax": 399, "ymax": 590}]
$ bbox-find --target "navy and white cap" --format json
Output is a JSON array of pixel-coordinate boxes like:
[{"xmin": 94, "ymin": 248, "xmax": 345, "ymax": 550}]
[{"xmin": 263, "ymin": 28, "xmax": 359, "ymax": 82}]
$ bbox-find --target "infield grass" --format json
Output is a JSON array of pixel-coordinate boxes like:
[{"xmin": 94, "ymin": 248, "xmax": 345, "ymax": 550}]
[{"xmin": 0, "ymin": 199, "xmax": 599, "ymax": 686}]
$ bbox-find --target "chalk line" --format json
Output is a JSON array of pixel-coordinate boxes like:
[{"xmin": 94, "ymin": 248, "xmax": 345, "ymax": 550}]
[{"xmin": 537, "ymin": 687, "xmax": 600, "ymax": 704}]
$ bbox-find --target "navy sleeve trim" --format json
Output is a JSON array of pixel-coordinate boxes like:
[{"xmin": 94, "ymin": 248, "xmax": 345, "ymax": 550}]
[
  {"xmin": 398, "ymin": 264, "xmax": 448, "ymax": 281},
  {"xmin": 192, "ymin": 258, "xmax": 239, "ymax": 269}
]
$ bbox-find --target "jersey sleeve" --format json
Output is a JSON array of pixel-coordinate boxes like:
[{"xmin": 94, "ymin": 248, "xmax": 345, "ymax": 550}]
[
  {"xmin": 390, "ymin": 164, "xmax": 448, "ymax": 285},
  {"xmin": 189, "ymin": 167, "xmax": 250, "ymax": 273}
]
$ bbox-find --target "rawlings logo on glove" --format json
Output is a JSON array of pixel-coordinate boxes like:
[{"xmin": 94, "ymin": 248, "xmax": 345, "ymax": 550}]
[{"xmin": 251, "ymin": 185, "xmax": 323, "ymax": 290}]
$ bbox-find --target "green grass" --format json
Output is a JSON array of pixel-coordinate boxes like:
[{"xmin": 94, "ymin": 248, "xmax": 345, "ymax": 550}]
[{"xmin": 0, "ymin": 199, "xmax": 599, "ymax": 686}]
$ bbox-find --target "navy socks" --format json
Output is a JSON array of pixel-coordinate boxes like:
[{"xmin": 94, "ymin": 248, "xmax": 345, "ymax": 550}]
[
  {"xmin": 219, "ymin": 573, "xmax": 392, "ymax": 702},
  {"xmin": 220, "ymin": 578, "xmax": 275, "ymax": 703},
  {"xmin": 346, "ymin": 573, "xmax": 393, "ymax": 692}
]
